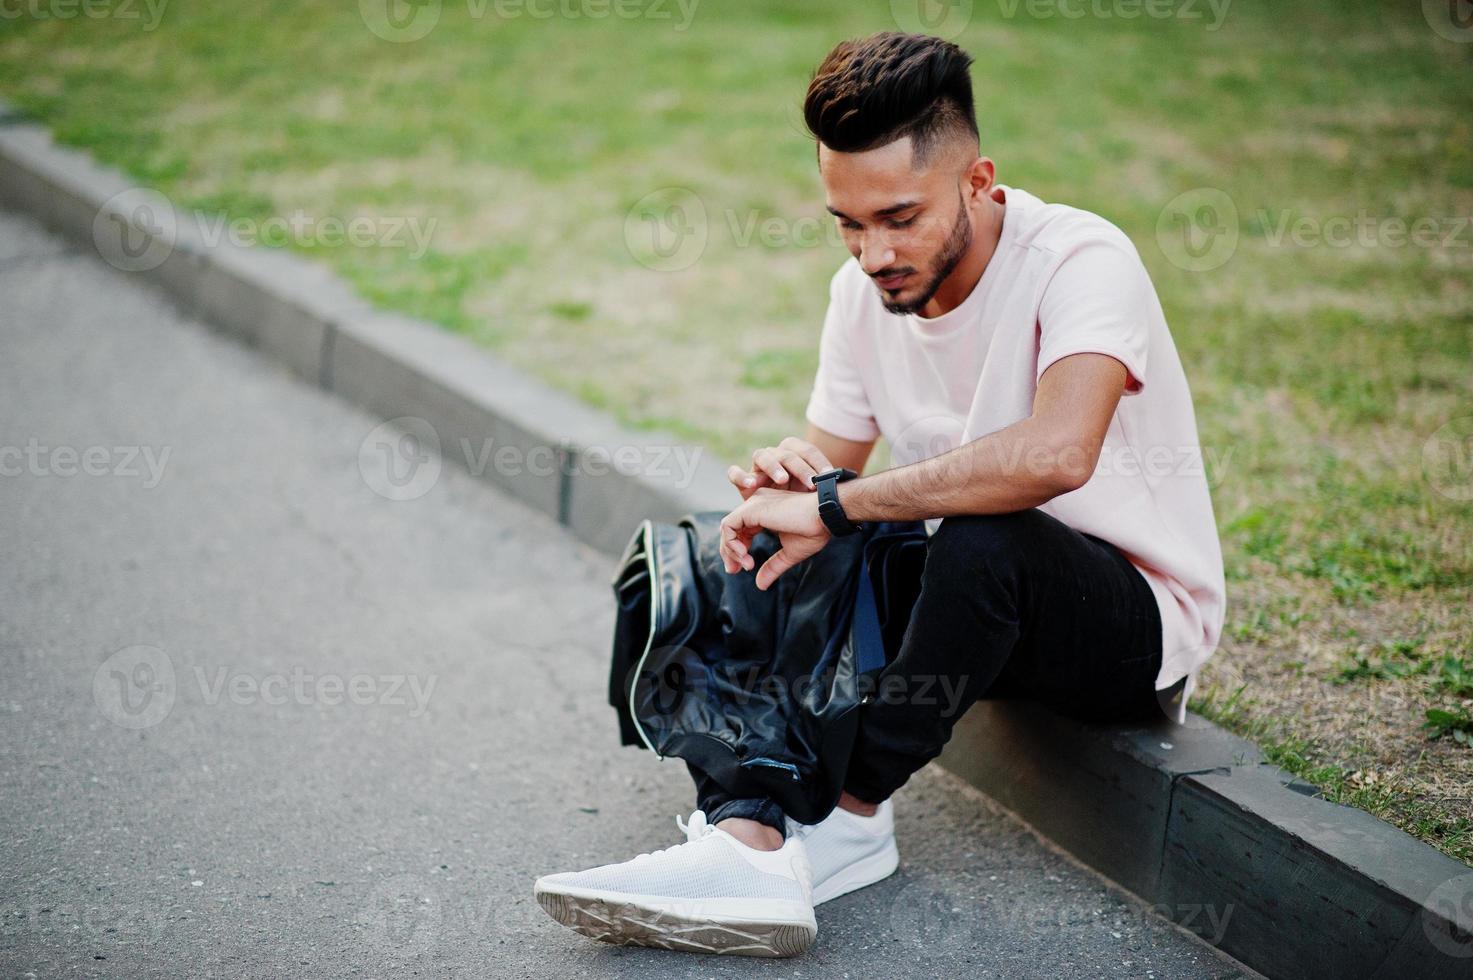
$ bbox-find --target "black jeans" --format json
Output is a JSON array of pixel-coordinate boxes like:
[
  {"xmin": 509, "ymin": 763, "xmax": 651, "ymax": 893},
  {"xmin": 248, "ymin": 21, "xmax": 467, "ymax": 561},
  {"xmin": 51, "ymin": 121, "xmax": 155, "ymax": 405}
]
[{"xmin": 688, "ymin": 509, "xmax": 1176, "ymax": 838}]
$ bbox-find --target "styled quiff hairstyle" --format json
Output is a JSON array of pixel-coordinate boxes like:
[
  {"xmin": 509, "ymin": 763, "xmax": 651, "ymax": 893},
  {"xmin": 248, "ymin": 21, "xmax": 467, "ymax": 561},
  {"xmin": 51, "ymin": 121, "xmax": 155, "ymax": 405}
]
[{"xmin": 803, "ymin": 32, "xmax": 978, "ymax": 168}]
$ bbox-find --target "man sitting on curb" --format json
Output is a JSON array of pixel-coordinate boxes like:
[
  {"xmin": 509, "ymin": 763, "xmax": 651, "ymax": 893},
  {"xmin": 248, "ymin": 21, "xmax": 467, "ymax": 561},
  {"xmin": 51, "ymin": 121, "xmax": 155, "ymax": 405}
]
[{"xmin": 535, "ymin": 30, "xmax": 1226, "ymax": 958}]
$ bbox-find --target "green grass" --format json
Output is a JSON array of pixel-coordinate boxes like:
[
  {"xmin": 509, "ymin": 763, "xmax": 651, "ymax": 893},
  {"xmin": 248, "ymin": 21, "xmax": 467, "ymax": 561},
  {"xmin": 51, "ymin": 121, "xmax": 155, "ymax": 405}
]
[
  {"xmin": 5, "ymin": 0, "xmax": 1472, "ymax": 863},
  {"xmin": 1194, "ymin": 684, "xmax": 1473, "ymax": 866}
]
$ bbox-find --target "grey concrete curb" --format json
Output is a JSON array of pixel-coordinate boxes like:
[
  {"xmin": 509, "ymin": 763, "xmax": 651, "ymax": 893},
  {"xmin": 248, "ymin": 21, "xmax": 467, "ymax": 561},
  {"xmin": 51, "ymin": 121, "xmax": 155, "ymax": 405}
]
[
  {"xmin": 936, "ymin": 702, "xmax": 1473, "ymax": 978},
  {"xmin": 4, "ymin": 105, "xmax": 1469, "ymax": 980}
]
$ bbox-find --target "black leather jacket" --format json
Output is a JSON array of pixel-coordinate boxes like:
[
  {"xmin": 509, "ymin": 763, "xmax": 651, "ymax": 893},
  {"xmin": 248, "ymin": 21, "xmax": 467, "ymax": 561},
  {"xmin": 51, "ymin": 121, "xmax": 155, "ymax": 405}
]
[{"xmin": 608, "ymin": 510, "xmax": 928, "ymax": 824}]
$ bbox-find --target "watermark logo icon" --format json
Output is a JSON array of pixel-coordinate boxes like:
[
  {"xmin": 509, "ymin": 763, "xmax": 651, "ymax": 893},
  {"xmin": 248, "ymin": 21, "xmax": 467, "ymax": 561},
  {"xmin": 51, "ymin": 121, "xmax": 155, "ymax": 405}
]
[
  {"xmin": 360, "ymin": 873, "xmax": 443, "ymax": 955},
  {"xmin": 1156, "ymin": 187, "xmax": 1239, "ymax": 272},
  {"xmin": 1424, "ymin": 0, "xmax": 1473, "ymax": 42},
  {"xmin": 624, "ymin": 187, "xmax": 708, "ymax": 272},
  {"xmin": 624, "ymin": 646, "xmax": 713, "ymax": 734},
  {"xmin": 360, "ymin": 0, "xmax": 443, "ymax": 41},
  {"xmin": 888, "ymin": 879, "xmax": 973, "ymax": 964},
  {"xmin": 1420, "ymin": 872, "xmax": 1473, "ymax": 958},
  {"xmin": 93, "ymin": 188, "xmax": 177, "ymax": 273},
  {"xmin": 888, "ymin": 415, "xmax": 964, "ymax": 471},
  {"xmin": 359, "ymin": 417, "xmax": 443, "ymax": 501},
  {"xmin": 890, "ymin": 0, "xmax": 974, "ymax": 40},
  {"xmin": 1423, "ymin": 417, "xmax": 1473, "ymax": 502},
  {"xmin": 93, "ymin": 645, "xmax": 176, "ymax": 729}
]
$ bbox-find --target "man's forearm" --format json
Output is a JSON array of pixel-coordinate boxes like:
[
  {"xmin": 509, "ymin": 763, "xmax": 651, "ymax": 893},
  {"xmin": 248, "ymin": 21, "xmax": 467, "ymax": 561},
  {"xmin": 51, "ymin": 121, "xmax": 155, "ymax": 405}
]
[{"xmin": 836, "ymin": 416, "xmax": 1095, "ymax": 522}]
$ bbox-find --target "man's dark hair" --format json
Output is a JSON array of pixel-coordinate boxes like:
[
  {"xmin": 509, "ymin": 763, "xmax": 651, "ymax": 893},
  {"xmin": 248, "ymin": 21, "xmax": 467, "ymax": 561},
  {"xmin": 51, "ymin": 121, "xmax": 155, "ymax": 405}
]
[{"xmin": 803, "ymin": 32, "xmax": 978, "ymax": 166}]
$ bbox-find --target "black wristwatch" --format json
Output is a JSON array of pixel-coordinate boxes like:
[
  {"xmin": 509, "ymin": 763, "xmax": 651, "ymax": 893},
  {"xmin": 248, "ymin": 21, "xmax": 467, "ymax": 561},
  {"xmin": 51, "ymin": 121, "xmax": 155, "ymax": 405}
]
[{"xmin": 813, "ymin": 467, "xmax": 862, "ymax": 537}]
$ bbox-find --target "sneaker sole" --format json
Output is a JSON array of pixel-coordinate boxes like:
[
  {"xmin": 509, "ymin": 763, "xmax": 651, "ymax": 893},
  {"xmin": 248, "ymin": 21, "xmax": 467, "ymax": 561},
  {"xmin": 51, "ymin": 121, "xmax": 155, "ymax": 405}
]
[
  {"xmin": 534, "ymin": 884, "xmax": 816, "ymax": 957},
  {"xmin": 811, "ymin": 840, "xmax": 900, "ymax": 905}
]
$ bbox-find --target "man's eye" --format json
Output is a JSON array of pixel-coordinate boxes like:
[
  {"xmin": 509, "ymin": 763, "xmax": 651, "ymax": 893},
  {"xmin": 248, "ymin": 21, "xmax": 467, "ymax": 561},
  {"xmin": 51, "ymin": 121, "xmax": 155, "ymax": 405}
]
[
  {"xmin": 889, "ymin": 216, "xmax": 918, "ymax": 229},
  {"xmin": 839, "ymin": 220, "xmax": 862, "ymax": 231}
]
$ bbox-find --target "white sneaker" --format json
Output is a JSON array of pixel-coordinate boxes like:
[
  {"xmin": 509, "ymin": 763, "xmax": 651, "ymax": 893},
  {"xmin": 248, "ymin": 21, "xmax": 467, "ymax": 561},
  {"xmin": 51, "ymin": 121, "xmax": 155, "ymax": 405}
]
[
  {"xmin": 533, "ymin": 809, "xmax": 817, "ymax": 957},
  {"xmin": 785, "ymin": 799, "xmax": 899, "ymax": 905}
]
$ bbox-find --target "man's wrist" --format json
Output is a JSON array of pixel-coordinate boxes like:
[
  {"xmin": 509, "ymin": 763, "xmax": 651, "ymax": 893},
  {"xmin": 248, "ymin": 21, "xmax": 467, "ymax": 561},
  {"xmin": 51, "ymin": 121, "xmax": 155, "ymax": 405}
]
[
  {"xmin": 814, "ymin": 467, "xmax": 863, "ymax": 536},
  {"xmin": 832, "ymin": 467, "xmax": 922, "ymax": 524},
  {"xmin": 834, "ymin": 476, "xmax": 872, "ymax": 524}
]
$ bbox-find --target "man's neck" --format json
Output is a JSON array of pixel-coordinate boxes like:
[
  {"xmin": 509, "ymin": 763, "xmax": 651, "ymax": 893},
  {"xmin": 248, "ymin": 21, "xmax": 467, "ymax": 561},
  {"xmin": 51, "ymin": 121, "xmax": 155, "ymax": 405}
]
[{"xmin": 918, "ymin": 190, "xmax": 1007, "ymax": 319}]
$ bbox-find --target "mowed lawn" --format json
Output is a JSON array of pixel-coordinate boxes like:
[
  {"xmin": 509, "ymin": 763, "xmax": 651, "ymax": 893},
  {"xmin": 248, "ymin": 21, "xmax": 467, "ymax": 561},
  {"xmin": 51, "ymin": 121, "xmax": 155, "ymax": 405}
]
[{"xmin": 4, "ymin": 0, "xmax": 1471, "ymax": 862}]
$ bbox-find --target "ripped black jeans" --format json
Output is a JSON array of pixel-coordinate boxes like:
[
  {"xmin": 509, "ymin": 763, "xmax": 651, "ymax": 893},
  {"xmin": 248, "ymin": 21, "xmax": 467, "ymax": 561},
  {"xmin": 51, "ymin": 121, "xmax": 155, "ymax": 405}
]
[{"xmin": 687, "ymin": 509, "xmax": 1176, "ymax": 838}]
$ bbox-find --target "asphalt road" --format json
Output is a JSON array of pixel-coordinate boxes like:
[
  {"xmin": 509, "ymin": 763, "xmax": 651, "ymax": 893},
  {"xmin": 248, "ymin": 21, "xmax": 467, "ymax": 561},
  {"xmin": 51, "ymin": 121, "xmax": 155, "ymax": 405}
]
[{"xmin": 0, "ymin": 208, "xmax": 1257, "ymax": 979}]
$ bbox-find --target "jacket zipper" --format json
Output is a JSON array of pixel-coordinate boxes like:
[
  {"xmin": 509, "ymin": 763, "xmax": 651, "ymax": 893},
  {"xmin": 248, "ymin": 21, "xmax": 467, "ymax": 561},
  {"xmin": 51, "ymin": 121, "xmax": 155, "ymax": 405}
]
[
  {"xmin": 741, "ymin": 757, "xmax": 801, "ymax": 780},
  {"xmin": 626, "ymin": 519, "xmax": 661, "ymax": 755}
]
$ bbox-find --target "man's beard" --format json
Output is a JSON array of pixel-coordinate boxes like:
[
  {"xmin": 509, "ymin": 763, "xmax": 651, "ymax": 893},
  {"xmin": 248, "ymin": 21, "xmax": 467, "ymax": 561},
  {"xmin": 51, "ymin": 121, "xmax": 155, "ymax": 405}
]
[{"xmin": 877, "ymin": 195, "xmax": 974, "ymax": 316}]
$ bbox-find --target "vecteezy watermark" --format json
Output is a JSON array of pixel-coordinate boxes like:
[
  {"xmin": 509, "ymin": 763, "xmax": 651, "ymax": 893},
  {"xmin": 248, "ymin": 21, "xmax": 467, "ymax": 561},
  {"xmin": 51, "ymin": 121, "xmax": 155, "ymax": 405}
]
[
  {"xmin": 624, "ymin": 189, "xmax": 873, "ymax": 272},
  {"xmin": 1423, "ymin": 416, "xmax": 1473, "ymax": 502},
  {"xmin": 358, "ymin": 0, "xmax": 699, "ymax": 43},
  {"xmin": 889, "ymin": 0, "xmax": 975, "ymax": 40},
  {"xmin": 885, "ymin": 415, "xmax": 1238, "ymax": 491},
  {"xmin": 629, "ymin": 188, "xmax": 1063, "ymax": 272},
  {"xmin": 1157, "ymin": 188, "xmax": 1472, "ymax": 271},
  {"xmin": 91, "ymin": 188, "xmax": 437, "ymax": 273},
  {"xmin": 624, "ymin": 648, "xmax": 972, "ymax": 734},
  {"xmin": 1420, "ymin": 872, "xmax": 1473, "ymax": 959},
  {"xmin": 888, "ymin": 879, "xmax": 977, "ymax": 963},
  {"xmin": 359, "ymin": 417, "xmax": 443, "ymax": 502},
  {"xmin": 360, "ymin": 873, "xmax": 444, "ymax": 956},
  {"xmin": 1255, "ymin": 209, "xmax": 1472, "ymax": 250},
  {"xmin": 1156, "ymin": 187, "xmax": 1240, "ymax": 272},
  {"xmin": 1144, "ymin": 901, "xmax": 1236, "ymax": 943},
  {"xmin": 194, "ymin": 665, "xmax": 436, "ymax": 718},
  {"xmin": 890, "ymin": 0, "xmax": 1232, "ymax": 36},
  {"xmin": 356, "ymin": 872, "xmax": 562, "ymax": 957},
  {"xmin": 358, "ymin": 416, "xmax": 705, "ymax": 501},
  {"xmin": 93, "ymin": 645, "xmax": 177, "ymax": 729},
  {"xmin": 92, "ymin": 188, "xmax": 177, "ymax": 273},
  {"xmin": 1, "ymin": 900, "xmax": 172, "ymax": 944},
  {"xmin": 993, "ymin": 0, "xmax": 1230, "ymax": 29},
  {"xmin": 624, "ymin": 187, "xmax": 709, "ymax": 272},
  {"xmin": 888, "ymin": 877, "xmax": 1237, "ymax": 964},
  {"xmin": 1424, "ymin": 0, "xmax": 1473, "ymax": 43},
  {"xmin": 0, "ymin": 0, "xmax": 168, "ymax": 30},
  {"xmin": 0, "ymin": 439, "xmax": 171, "ymax": 488},
  {"xmin": 91, "ymin": 646, "xmax": 438, "ymax": 728},
  {"xmin": 192, "ymin": 210, "xmax": 436, "ymax": 258}
]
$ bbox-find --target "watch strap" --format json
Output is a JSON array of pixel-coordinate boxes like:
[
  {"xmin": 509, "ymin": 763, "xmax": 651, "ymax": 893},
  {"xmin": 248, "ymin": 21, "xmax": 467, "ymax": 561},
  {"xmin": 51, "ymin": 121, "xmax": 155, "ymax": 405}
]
[{"xmin": 814, "ymin": 467, "xmax": 862, "ymax": 536}]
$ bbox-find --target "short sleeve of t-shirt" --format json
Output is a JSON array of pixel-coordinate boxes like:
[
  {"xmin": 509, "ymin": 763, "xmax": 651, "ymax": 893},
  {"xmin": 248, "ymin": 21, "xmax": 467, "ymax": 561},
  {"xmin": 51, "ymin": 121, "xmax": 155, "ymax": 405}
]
[
  {"xmin": 1036, "ymin": 241, "xmax": 1152, "ymax": 395},
  {"xmin": 804, "ymin": 266, "xmax": 882, "ymax": 442}
]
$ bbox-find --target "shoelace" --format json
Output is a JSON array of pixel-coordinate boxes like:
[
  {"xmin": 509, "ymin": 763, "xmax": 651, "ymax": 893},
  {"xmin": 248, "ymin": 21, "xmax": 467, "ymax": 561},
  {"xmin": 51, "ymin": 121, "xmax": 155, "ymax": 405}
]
[
  {"xmin": 675, "ymin": 808, "xmax": 712, "ymax": 842},
  {"xmin": 624, "ymin": 809, "xmax": 714, "ymax": 866}
]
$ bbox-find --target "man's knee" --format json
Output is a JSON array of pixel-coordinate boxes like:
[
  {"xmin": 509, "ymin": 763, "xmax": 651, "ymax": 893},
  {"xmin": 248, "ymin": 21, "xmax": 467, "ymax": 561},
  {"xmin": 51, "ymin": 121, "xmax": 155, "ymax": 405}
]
[{"xmin": 927, "ymin": 511, "xmax": 1046, "ymax": 568}]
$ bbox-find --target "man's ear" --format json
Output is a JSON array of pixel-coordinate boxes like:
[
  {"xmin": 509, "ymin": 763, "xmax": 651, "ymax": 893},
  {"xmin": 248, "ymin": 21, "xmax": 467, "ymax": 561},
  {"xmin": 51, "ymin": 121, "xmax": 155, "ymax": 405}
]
[{"xmin": 965, "ymin": 156, "xmax": 995, "ymax": 202}]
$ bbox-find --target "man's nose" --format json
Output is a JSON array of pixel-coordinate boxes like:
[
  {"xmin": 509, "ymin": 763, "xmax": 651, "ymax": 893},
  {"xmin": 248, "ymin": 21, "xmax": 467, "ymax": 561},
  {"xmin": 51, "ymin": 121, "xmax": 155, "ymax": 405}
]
[{"xmin": 858, "ymin": 234, "xmax": 897, "ymax": 275}]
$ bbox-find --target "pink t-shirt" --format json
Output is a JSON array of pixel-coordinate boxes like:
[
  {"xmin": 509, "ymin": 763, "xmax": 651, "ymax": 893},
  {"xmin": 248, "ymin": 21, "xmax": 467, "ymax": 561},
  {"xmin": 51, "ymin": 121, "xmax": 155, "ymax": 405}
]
[{"xmin": 804, "ymin": 184, "xmax": 1225, "ymax": 725}]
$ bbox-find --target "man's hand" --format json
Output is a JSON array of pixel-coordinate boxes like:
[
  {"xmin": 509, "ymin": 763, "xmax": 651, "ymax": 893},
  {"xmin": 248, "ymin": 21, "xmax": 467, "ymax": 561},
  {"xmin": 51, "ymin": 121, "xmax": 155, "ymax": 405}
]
[
  {"xmin": 719, "ymin": 487, "xmax": 831, "ymax": 591},
  {"xmin": 727, "ymin": 437, "xmax": 835, "ymax": 500}
]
